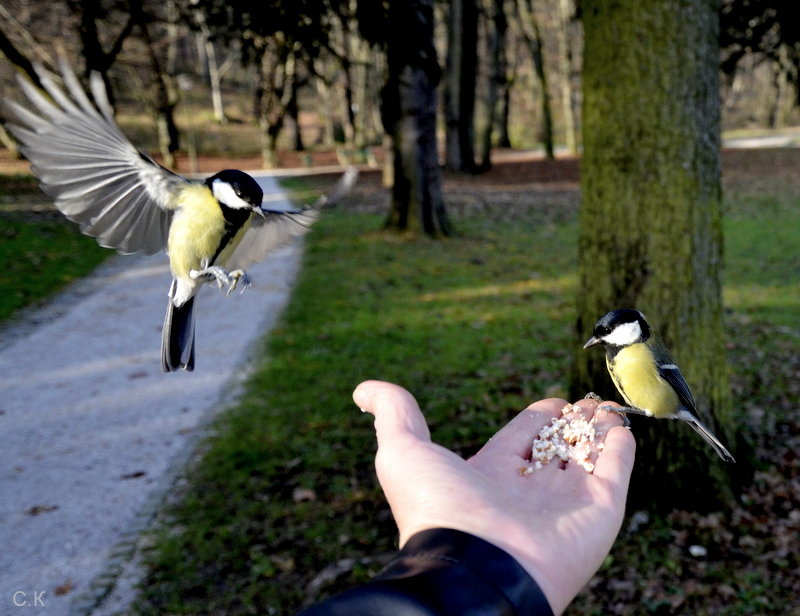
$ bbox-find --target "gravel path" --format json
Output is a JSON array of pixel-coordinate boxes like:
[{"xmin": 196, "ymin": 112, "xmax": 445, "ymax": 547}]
[{"xmin": 0, "ymin": 175, "xmax": 303, "ymax": 616}]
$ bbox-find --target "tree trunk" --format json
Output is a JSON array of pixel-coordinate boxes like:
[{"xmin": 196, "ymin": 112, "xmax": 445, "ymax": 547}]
[
  {"xmin": 201, "ymin": 28, "xmax": 227, "ymax": 125},
  {"xmin": 573, "ymin": 0, "xmax": 735, "ymax": 510},
  {"xmin": 255, "ymin": 41, "xmax": 296, "ymax": 169},
  {"xmin": 341, "ymin": 55, "xmax": 357, "ymax": 146},
  {"xmin": 516, "ymin": 0, "xmax": 554, "ymax": 159},
  {"xmin": 444, "ymin": 0, "xmax": 478, "ymax": 172},
  {"xmin": 382, "ymin": 0, "xmax": 450, "ymax": 236},
  {"xmin": 479, "ymin": 0, "xmax": 508, "ymax": 171},
  {"xmin": 314, "ymin": 78, "xmax": 336, "ymax": 147},
  {"xmin": 65, "ymin": 0, "xmax": 136, "ymax": 106},
  {"xmin": 555, "ymin": 0, "xmax": 578, "ymax": 155},
  {"xmin": 287, "ymin": 78, "xmax": 305, "ymax": 151},
  {"xmin": 497, "ymin": 74, "xmax": 513, "ymax": 148},
  {"xmin": 0, "ymin": 22, "xmax": 42, "ymax": 88},
  {"xmin": 134, "ymin": 8, "xmax": 180, "ymax": 168}
]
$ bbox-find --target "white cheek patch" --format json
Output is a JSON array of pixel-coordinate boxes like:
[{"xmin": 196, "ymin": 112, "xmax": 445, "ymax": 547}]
[
  {"xmin": 212, "ymin": 180, "xmax": 252, "ymax": 209},
  {"xmin": 602, "ymin": 320, "xmax": 642, "ymax": 346}
]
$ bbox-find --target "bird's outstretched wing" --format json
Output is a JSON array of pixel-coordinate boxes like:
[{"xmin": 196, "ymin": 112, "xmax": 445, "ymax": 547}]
[
  {"xmin": 226, "ymin": 167, "xmax": 358, "ymax": 271},
  {"xmin": 4, "ymin": 58, "xmax": 188, "ymax": 255},
  {"xmin": 225, "ymin": 207, "xmax": 318, "ymax": 272}
]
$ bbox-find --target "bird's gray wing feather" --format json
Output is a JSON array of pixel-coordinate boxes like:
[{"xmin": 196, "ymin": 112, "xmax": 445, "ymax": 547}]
[
  {"xmin": 4, "ymin": 59, "xmax": 187, "ymax": 255},
  {"xmin": 654, "ymin": 348, "xmax": 697, "ymax": 413},
  {"xmin": 225, "ymin": 208, "xmax": 317, "ymax": 271}
]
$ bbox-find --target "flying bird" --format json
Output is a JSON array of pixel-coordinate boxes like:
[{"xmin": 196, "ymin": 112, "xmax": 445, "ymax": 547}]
[{"xmin": 4, "ymin": 59, "xmax": 317, "ymax": 372}]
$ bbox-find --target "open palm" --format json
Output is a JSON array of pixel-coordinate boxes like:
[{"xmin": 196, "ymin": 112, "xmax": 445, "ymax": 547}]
[{"xmin": 354, "ymin": 380, "xmax": 636, "ymax": 615}]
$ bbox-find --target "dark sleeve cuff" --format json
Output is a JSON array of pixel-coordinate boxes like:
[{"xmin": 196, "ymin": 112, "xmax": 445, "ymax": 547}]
[{"xmin": 298, "ymin": 528, "xmax": 554, "ymax": 616}]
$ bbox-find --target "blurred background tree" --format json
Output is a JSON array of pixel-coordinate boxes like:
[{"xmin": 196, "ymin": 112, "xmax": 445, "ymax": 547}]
[{"xmin": 2, "ymin": 0, "xmax": 798, "ymax": 193}]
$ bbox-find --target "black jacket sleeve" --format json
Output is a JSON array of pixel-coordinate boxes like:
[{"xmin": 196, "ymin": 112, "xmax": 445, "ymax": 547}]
[{"xmin": 297, "ymin": 528, "xmax": 555, "ymax": 616}]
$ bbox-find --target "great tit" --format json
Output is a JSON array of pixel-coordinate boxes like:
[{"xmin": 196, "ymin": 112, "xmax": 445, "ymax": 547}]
[
  {"xmin": 4, "ymin": 59, "xmax": 313, "ymax": 372},
  {"xmin": 583, "ymin": 308, "xmax": 735, "ymax": 462}
]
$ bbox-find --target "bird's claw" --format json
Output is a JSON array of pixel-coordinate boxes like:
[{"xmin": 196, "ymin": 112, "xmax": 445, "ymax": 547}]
[
  {"xmin": 225, "ymin": 269, "xmax": 250, "ymax": 295},
  {"xmin": 583, "ymin": 391, "xmax": 604, "ymax": 402},
  {"xmin": 190, "ymin": 266, "xmax": 251, "ymax": 295}
]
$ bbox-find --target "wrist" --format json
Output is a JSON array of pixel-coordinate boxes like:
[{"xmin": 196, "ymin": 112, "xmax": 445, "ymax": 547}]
[
  {"xmin": 387, "ymin": 528, "xmax": 555, "ymax": 615},
  {"xmin": 474, "ymin": 522, "xmax": 575, "ymax": 615}
]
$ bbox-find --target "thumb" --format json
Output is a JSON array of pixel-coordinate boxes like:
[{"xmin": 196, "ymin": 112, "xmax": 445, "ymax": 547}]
[{"xmin": 353, "ymin": 380, "xmax": 431, "ymax": 448}]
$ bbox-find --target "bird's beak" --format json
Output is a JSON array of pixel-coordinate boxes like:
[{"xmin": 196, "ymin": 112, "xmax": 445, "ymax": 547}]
[
  {"xmin": 254, "ymin": 205, "xmax": 267, "ymax": 219},
  {"xmin": 583, "ymin": 336, "xmax": 601, "ymax": 349}
]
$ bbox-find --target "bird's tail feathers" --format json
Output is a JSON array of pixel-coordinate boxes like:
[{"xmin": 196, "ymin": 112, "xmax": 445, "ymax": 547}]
[
  {"xmin": 677, "ymin": 410, "xmax": 735, "ymax": 463},
  {"xmin": 161, "ymin": 296, "xmax": 196, "ymax": 372}
]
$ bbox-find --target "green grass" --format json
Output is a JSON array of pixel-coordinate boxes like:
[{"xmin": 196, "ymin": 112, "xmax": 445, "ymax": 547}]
[
  {"xmin": 0, "ymin": 174, "xmax": 110, "ymax": 322},
  {"xmin": 723, "ymin": 215, "xmax": 800, "ymax": 327}
]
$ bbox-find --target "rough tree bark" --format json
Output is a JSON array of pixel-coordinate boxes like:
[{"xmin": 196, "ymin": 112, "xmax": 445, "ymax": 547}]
[
  {"xmin": 382, "ymin": 0, "xmax": 450, "ymax": 236},
  {"xmin": 573, "ymin": 0, "xmax": 736, "ymax": 510}
]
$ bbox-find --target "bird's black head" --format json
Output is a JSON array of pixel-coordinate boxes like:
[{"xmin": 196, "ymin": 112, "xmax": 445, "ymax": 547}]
[
  {"xmin": 583, "ymin": 308, "xmax": 651, "ymax": 349},
  {"xmin": 206, "ymin": 169, "xmax": 264, "ymax": 210}
]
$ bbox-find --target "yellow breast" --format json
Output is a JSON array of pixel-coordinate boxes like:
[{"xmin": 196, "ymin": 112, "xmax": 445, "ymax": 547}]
[
  {"xmin": 608, "ymin": 343, "xmax": 680, "ymax": 418},
  {"xmin": 167, "ymin": 185, "xmax": 229, "ymax": 278}
]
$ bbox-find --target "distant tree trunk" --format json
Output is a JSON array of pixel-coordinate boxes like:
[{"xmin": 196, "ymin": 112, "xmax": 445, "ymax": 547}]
[
  {"xmin": 479, "ymin": 0, "xmax": 508, "ymax": 170},
  {"xmin": 444, "ymin": 0, "xmax": 478, "ymax": 172},
  {"xmin": 133, "ymin": 6, "xmax": 180, "ymax": 168},
  {"xmin": 556, "ymin": 0, "xmax": 578, "ymax": 154},
  {"xmin": 382, "ymin": 0, "xmax": 450, "ymax": 236},
  {"xmin": 767, "ymin": 46, "xmax": 791, "ymax": 128},
  {"xmin": 287, "ymin": 78, "xmax": 305, "ymax": 151},
  {"xmin": 0, "ymin": 23, "xmax": 42, "ymax": 88},
  {"xmin": 254, "ymin": 40, "xmax": 296, "ymax": 169},
  {"xmin": 516, "ymin": 0, "xmax": 554, "ymax": 159},
  {"xmin": 340, "ymin": 55, "xmax": 357, "ymax": 146},
  {"xmin": 314, "ymin": 78, "xmax": 336, "ymax": 147},
  {"xmin": 65, "ymin": 0, "xmax": 136, "ymax": 104},
  {"xmin": 353, "ymin": 52, "xmax": 370, "ymax": 148},
  {"xmin": 199, "ymin": 27, "xmax": 227, "ymax": 125},
  {"xmin": 497, "ymin": 74, "xmax": 513, "ymax": 148},
  {"xmin": 573, "ymin": 0, "xmax": 735, "ymax": 510}
]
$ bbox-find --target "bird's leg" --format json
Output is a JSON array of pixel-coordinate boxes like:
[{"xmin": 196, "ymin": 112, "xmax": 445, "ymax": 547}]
[
  {"xmin": 597, "ymin": 404, "xmax": 652, "ymax": 430},
  {"xmin": 587, "ymin": 396, "xmax": 639, "ymax": 427},
  {"xmin": 190, "ymin": 265, "xmax": 231, "ymax": 289},
  {"xmin": 597, "ymin": 405, "xmax": 652, "ymax": 417}
]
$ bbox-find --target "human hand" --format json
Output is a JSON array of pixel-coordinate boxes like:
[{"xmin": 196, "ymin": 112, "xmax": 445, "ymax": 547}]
[{"xmin": 354, "ymin": 380, "xmax": 636, "ymax": 615}]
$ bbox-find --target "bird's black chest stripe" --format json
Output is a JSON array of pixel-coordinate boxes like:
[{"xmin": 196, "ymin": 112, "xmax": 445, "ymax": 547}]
[
  {"xmin": 605, "ymin": 345, "xmax": 622, "ymax": 363},
  {"xmin": 211, "ymin": 205, "xmax": 251, "ymax": 265}
]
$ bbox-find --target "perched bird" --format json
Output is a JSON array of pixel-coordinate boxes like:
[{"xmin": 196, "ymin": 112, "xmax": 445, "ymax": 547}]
[
  {"xmin": 583, "ymin": 308, "xmax": 735, "ymax": 462},
  {"xmin": 4, "ymin": 59, "xmax": 314, "ymax": 372}
]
